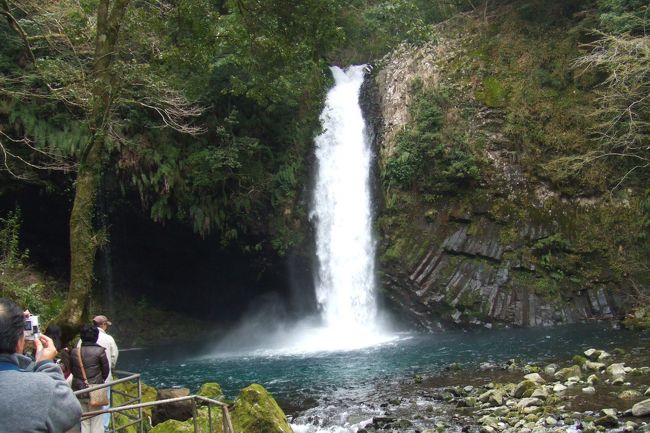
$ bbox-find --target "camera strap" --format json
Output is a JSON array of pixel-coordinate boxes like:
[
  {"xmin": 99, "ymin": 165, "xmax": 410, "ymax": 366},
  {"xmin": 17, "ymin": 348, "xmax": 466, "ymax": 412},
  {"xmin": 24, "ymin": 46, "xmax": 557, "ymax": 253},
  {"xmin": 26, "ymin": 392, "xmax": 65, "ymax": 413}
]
[{"xmin": 0, "ymin": 361, "xmax": 21, "ymax": 372}]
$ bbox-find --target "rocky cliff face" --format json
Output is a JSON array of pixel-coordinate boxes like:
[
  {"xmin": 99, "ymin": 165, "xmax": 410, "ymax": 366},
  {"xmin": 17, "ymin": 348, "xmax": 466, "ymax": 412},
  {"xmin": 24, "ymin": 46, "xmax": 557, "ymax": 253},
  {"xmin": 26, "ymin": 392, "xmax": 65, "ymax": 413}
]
[{"xmin": 370, "ymin": 6, "xmax": 645, "ymax": 330}]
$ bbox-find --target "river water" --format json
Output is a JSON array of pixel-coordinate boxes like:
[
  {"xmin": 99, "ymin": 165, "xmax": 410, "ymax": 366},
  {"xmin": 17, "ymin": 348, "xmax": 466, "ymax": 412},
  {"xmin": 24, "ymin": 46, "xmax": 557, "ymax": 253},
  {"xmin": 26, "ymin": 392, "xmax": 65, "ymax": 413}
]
[{"xmin": 120, "ymin": 323, "xmax": 647, "ymax": 431}]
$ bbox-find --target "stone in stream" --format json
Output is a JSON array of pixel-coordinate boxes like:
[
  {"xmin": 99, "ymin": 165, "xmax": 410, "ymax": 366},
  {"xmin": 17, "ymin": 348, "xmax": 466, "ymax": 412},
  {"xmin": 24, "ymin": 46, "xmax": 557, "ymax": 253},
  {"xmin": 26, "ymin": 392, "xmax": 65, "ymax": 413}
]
[
  {"xmin": 530, "ymin": 387, "xmax": 549, "ymax": 400},
  {"xmin": 584, "ymin": 348, "xmax": 602, "ymax": 360},
  {"xmin": 584, "ymin": 360, "xmax": 606, "ymax": 371},
  {"xmin": 606, "ymin": 363, "xmax": 626, "ymax": 379},
  {"xmin": 619, "ymin": 389, "xmax": 643, "ymax": 400},
  {"xmin": 543, "ymin": 363, "xmax": 558, "ymax": 376},
  {"xmin": 594, "ymin": 408, "xmax": 619, "ymax": 427},
  {"xmin": 478, "ymin": 389, "xmax": 505, "ymax": 406},
  {"xmin": 587, "ymin": 374, "xmax": 600, "ymax": 385},
  {"xmin": 645, "ymin": 387, "xmax": 650, "ymax": 397},
  {"xmin": 523, "ymin": 373, "xmax": 545, "ymax": 384},
  {"xmin": 582, "ymin": 386, "xmax": 596, "ymax": 394},
  {"xmin": 553, "ymin": 384, "xmax": 567, "ymax": 393},
  {"xmin": 512, "ymin": 380, "xmax": 538, "ymax": 398},
  {"xmin": 554, "ymin": 365, "xmax": 581, "ymax": 381},
  {"xmin": 516, "ymin": 398, "xmax": 542, "ymax": 411},
  {"xmin": 632, "ymin": 399, "xmax": 650, "ymax": 417}
]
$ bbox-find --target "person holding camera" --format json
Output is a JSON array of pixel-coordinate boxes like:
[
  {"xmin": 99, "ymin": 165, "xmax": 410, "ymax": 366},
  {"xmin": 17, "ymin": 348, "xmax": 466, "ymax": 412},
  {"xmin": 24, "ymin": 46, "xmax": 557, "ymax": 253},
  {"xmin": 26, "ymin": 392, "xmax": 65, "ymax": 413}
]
[
  {"xmin": 0, "ymin": 297, "xmax": 82, "ymax": 433},
  {"xmin": 70, "ymin": 325, "xmax": 110, "ymax": 433}
]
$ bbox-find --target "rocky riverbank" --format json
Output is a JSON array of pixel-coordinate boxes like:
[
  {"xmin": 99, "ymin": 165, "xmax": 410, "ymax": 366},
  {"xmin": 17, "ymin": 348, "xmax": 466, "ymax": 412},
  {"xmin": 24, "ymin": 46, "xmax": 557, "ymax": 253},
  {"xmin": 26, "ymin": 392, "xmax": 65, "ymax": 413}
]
[{"xmin": 351, "ymin": 346, "xmax": 650, "ymax": 433}]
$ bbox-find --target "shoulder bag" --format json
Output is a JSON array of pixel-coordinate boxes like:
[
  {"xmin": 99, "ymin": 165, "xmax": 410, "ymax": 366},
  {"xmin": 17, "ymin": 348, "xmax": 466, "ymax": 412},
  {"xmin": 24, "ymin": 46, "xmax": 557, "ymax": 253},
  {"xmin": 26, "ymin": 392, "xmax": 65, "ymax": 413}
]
[{"xmin": 76, "ymin": 347, "xmax": 109, "ymax": 407}]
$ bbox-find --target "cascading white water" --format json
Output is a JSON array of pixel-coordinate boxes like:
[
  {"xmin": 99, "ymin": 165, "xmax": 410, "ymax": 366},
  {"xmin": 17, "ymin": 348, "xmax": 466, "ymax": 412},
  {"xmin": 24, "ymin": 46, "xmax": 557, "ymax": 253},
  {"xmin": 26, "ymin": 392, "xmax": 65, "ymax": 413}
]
[
  {"xmin": 213, "ymin": 66, "xmax": 396, "ymax": 356},
  {"xmin": 301, "ymin": 65, "xmax": 394, "ymax": 350},
  {"xmin": 312, "ymin": 65, "xmax": 377, "ymax": 330}
]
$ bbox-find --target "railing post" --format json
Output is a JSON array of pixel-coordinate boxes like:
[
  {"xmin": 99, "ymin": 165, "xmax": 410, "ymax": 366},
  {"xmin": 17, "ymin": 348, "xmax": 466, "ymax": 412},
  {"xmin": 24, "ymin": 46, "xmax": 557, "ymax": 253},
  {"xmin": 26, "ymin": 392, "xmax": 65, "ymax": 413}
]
[
  {"xmin": 138, "ymin": 376, "xmax": 144, "ymax": 433},
  {"xmin": 208, "ymin": 404, "xmax": 213, "ymax": 433},
  {"xmin": 192, "ymin": 399, "xmax": 199, "ymax": 433}
]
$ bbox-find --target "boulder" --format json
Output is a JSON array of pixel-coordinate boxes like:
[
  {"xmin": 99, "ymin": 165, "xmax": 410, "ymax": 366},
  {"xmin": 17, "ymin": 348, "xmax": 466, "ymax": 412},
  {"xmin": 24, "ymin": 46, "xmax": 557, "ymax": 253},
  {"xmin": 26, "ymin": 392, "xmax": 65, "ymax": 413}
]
[
  {"xmin": 595, "ymin": 411, "xmax": 618, "ymax": 428},
  {"xmin": 554, "ymin": 365, "xmax": 581, "ymax": 381},
  {"xmin": 513, "ymin": 380, "xmax": 538, "ymax": 398},
  {"xmin": 478, "ymin": 389, "xmax": 505, "ymax": 406},
  {"xmin": 149, "ymin": 407, "xmax": 222, "ymax": 433},
  {"xmin": 553, "ymin": 384, "xmax": 567, "ymax": 393},
  {"xmin": 151, "ymin": 388, "xmax": 193, "ymax": 426},
  {"xmin": 645, "ymin": 387, "xmax": 650, "ymax": 397},
  {"xmin": 231, "ymin": 384, "xmax": 293, "ymax": 433},
  {"xmin": 198, "ymin": 383, "xmax": 226, "ymax": 402},
  {"xmin": 584, "ymin": 349, "xmax": 602, "ymax": 360},
  {"xmin": 584, "ymin": 361, "xmax": 606, "ymax": 371},
  {"xmin": 587, "ymin": 374, "xmax": 600, "ymax": 385},
  {"xmin": 516, "ymin": 398, "xmax": 542, "ymax": 411},
  {"xmin": 619, "ymin": 390, "xmax": 643, "ymax": 400},
  {"xmin": 632, "ymin": 399, "xmax": 650, "ymax": 417},
  {"xmin": 606, "ymin": 363, "xmax": 626, "ymax": 378},
  {"xmin": 582, "ymin": 386, "xmax": 596, "ymax": 394},
  {"xmin": 543, "ymin": 364, "xmax": 558, "ymax": 376},
  {"xmin": 523, "ymin": 373, "xmax": 545, "ymax": 384},
  {"xmin": 530, "ymin": 387, "xmax": 549, "ymax": 400},
  {"xmin": 149, "ymin": 419, "xmax": 195, "ymax": 433}
]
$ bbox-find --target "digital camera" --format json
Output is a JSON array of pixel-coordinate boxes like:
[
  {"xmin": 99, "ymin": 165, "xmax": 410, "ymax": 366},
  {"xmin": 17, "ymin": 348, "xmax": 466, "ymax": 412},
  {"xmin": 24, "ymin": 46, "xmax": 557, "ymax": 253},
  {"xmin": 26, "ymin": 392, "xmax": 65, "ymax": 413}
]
[{"xmin": 24, "ymin": 315, "xmax": 40, "ymax": 341}]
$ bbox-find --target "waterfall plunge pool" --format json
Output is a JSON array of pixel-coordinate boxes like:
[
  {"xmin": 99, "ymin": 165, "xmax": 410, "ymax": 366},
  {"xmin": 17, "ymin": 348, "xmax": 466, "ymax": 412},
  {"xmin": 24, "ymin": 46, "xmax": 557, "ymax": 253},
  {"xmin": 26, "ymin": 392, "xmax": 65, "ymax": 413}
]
[{"xmin": 119, "ymin": 323, "xmax": 647, "ymax": 432}]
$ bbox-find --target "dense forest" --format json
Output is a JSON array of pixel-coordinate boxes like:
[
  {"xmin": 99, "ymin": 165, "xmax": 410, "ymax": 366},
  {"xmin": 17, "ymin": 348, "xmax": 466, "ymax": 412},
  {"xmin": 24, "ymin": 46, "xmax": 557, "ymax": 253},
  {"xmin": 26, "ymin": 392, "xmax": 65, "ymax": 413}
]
[{"xmin": 0, "ymin": 0, "xmax": 648, "ymax": 341}]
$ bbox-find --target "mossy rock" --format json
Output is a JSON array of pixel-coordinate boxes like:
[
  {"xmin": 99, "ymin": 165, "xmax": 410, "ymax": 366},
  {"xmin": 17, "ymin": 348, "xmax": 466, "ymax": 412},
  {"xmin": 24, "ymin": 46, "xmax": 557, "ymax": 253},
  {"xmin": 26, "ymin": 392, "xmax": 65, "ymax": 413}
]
[
  {"xmin": 554, "ymin": 365, "xmax": 582, "ymax": 381},
  {"xmin": 231, "ymin": 384, "xmax": 293, "ymax": 433},
  {"xmin": 149, "ymin": 419, "xmax": 195, "ymax": 433},
  {"xmin": 112, "ymin": 380, "xmax": 158, "ymax": 433},
  {"xmin": 198, "ymin": 382, "xmax": 226, "ymax": 402},
  {"xmin": 512, "ymin": 380, "xmax": 538, "ymax": 398},
  {"xmin": 623, "ymin": 308, "xmax": 650, "ymax": 330}
]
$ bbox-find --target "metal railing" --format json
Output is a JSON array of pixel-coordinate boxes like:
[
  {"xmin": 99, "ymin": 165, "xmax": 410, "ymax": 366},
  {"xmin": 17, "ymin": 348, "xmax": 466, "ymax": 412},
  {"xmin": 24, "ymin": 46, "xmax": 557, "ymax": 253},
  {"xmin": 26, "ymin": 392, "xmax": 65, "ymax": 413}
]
[{"xmin": 73, "ymin": 370, "xmax": 234, "ymax": 433}]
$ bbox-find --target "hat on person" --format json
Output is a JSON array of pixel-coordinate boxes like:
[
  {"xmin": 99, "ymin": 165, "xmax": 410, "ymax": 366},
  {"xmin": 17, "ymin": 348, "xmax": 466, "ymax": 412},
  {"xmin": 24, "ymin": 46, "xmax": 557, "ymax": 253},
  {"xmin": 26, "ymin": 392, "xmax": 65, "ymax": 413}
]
[{"xmin": 92, "ymin": 315, "xmax": 112, "ymax": 326}]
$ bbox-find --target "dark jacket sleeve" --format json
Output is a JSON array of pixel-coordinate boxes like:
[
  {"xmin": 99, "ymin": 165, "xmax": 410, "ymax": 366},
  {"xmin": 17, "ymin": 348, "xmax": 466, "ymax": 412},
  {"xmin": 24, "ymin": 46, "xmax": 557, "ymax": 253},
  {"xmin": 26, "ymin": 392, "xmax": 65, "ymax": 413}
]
[
  {"xmin": 99, "ymin": 350, "xmax": 109, "ymax": 382},
  {"xmin": 36, "ymin": 360, "xmax": 83, "ymax": 433}
]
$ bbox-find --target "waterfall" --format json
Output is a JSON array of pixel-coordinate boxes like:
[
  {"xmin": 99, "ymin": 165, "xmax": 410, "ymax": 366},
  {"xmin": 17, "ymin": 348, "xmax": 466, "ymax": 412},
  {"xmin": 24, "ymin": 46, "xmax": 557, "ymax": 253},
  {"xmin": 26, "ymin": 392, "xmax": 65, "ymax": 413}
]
[
  {"xmin": 303, "ymin": 65, "xmax": 393, "ymax": 350},
  {"xmin": 213, "ymin": 66, "xmax": 395, "ymax": 356}
]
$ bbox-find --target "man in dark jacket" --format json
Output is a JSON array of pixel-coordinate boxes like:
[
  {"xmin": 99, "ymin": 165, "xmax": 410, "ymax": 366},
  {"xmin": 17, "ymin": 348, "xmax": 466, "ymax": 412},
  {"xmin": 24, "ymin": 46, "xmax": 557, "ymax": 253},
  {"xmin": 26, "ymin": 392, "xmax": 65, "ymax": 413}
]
[{"xmin": 0, "ymin": 297, "xmax": 82, "ymax": 433}]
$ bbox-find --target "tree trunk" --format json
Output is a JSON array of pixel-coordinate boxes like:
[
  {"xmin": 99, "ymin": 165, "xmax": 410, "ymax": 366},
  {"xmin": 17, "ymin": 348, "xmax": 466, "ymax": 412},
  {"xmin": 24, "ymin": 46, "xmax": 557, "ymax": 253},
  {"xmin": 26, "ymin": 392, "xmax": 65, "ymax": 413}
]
[
  {"xmin": 57, "ymin": 142, "xmax": 103, "ymax": 340},
  {"xmin": 56, "ymin": 0, "xmax": 131, "ymax": 342}
]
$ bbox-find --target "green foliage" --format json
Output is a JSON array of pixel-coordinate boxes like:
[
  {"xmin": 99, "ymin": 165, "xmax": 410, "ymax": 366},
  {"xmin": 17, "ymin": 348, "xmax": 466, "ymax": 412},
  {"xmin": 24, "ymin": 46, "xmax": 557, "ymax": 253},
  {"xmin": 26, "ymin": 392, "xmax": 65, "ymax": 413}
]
[
  {"xmin": 0, "ymin": 208, "xmax": 26, "ymax": 269},
  {"xmin": 0, "ymin": 208, "xmax": 65, "ymax": 322},
  {"xmin": 476, "ymin": 77, "xmax": 508, "ymax": 108},
  {"xmin": 597, "ymin": 0, "xmax": 649, "ymax": 34},
  {"xmin": 384, "ymin": 85, "xmax": 479, "ymax": 192}
]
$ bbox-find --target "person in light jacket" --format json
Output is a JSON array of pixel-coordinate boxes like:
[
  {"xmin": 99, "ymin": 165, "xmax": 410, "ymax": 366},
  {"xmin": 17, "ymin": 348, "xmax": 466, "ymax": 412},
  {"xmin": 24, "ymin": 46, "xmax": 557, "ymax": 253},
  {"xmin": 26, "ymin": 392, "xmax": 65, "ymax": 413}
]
[
  {"xmin": 70, "ymin": 325, "xmax": 109, "ymax": 433},
  {"xmin": 0, "ymin": 297, "xmax": 82, "ymax": 433}
]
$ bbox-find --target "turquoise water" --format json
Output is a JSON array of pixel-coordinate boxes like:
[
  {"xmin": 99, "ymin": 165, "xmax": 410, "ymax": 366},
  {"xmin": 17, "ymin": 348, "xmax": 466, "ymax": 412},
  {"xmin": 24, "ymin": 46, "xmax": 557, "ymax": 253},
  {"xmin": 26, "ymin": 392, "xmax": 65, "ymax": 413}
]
[{"xmin": 120, "ymin": 323, "xmax": 647, "ymax": 408}]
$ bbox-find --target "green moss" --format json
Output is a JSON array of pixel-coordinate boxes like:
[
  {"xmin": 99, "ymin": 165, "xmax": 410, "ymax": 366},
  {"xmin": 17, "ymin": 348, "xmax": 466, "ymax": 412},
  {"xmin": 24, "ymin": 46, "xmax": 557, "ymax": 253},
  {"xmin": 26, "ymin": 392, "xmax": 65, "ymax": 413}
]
[
  {"xmin": 112, "ymin": 381, "xmax": 158, "ymax": 433},
  {"xmin": 231, "ymin": 384, "xmax": 292, "ymax": 433},
  {"xmin": 149, "ymin": 407, "xmax": 224, "ymax": 433},
  {"xmin": 197, "ymin": 382, "xmax": 225, "ymax": 402},
  {"xmin": 476, "ymin": 77, "xmax": 508, "ymax": 108}
]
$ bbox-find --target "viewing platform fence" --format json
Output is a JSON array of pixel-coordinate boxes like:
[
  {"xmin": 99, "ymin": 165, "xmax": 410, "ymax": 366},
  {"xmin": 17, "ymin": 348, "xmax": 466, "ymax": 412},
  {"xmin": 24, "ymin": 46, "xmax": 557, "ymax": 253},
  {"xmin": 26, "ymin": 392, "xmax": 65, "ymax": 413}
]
[{"xmin": 73, "ymin": 370, "xmax": 234, "ymax": 433}]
